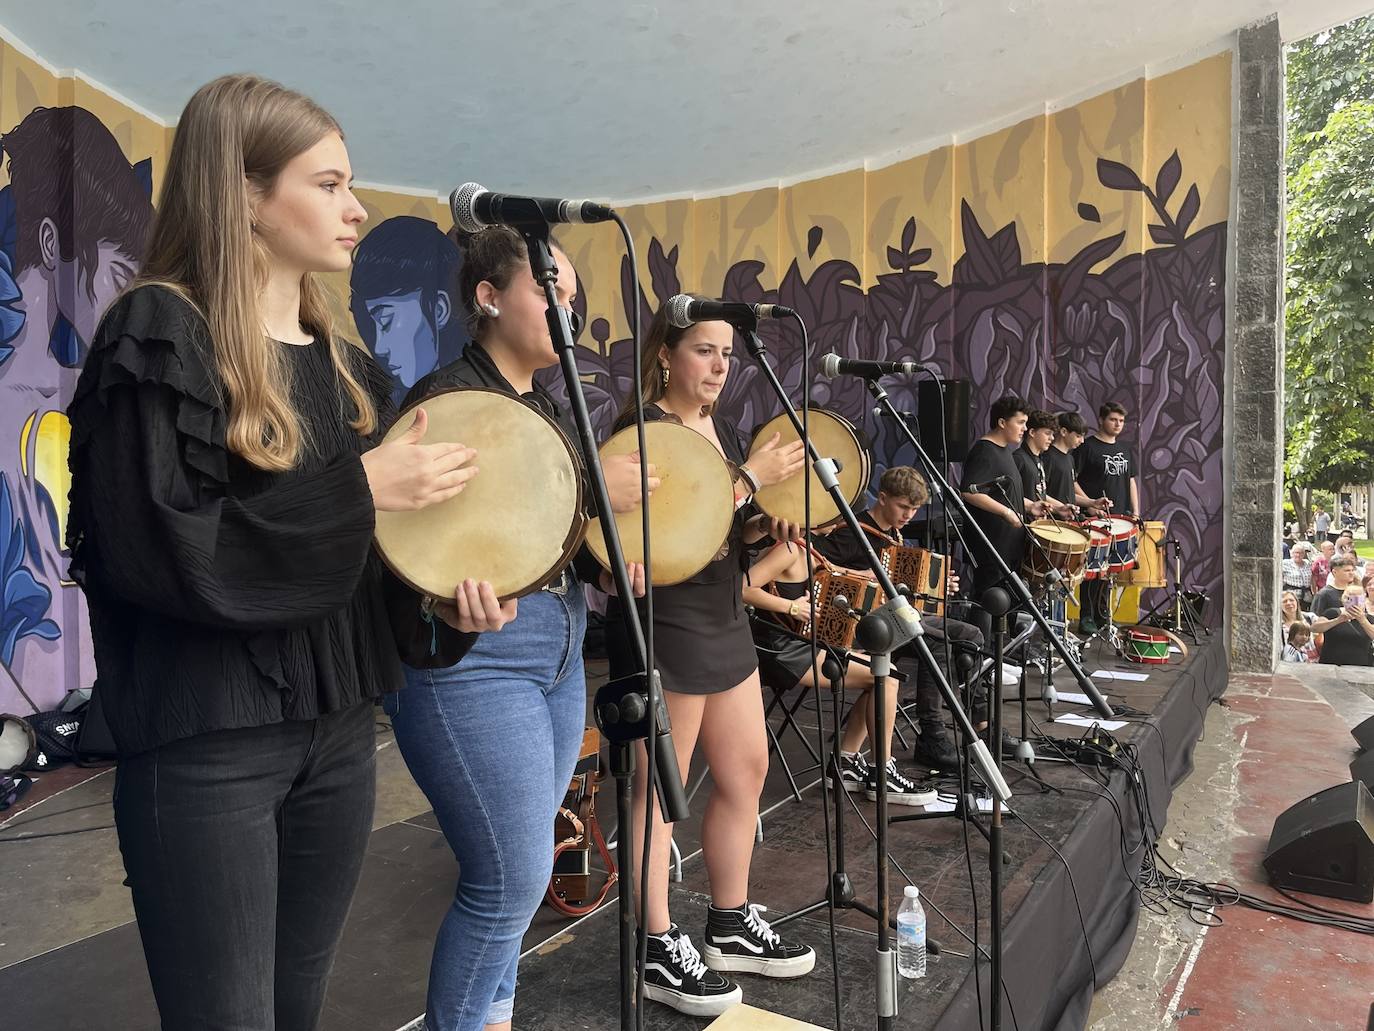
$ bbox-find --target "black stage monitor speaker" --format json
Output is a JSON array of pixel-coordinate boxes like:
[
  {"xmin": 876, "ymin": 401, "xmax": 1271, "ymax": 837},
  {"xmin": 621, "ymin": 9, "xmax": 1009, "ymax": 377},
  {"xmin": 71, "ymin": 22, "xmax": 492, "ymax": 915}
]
[
  {"xmin": 916, "ymin": 378, "xmax": 971, "ymax": 463},
  {"xmin": 1354, "ymin": 714, "xmax": 1374, "ymax": 753},
  {"xmin": 1262, "ymin": 781, "xmax": 1374, "ymax": 903},
  {"xmin": 1354, "ymin": 750, "xmax": 1374, "ymax": 792}
]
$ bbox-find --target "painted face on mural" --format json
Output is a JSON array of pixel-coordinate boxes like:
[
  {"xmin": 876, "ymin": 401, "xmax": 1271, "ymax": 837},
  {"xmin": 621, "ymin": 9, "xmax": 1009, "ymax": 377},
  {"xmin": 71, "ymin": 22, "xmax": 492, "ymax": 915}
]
[
  {"xmin": 478, "ymin": 247, "xmax": 576, "ymax": 371},
  {"xmin": 662, "ymin": 321, "xmax": 732, "ymax": 411},
  {"xmin": 250, "ymin": 132, "xmax": 367, "ymax": 275},
  {"xmin": 56, "ymin": 240, "xmax": 138, "ymax": 349},
  {"xmin": 363, "ymin": 288, "xmax": 445, "ymax": 388}
]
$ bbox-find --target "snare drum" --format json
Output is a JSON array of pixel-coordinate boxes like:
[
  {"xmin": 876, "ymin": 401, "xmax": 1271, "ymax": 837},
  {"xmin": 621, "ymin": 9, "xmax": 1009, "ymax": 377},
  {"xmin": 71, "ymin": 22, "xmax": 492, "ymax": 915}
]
[
  {"xmin": 1080, "ymin": 521, "xmax": 1112, "ymax": 580},
  {"xmin": 1022, "ymin": 520, "xmax": 1091, "ymax": 590},
  {"xmin": 749, "ymin": 410, "xmax": 870, "ymax": 528},
  {"xmin": 584, "ymin": 420, "xmax": 737, "ymax": 586},
  {"xmin": 1105, "ymin": 517, "xmax": 1140, "ymax": 574},
  {"xmin": 1122, "ymin": 626, "xmax": 1170, "ymax": 664},
  {"xmin": 374, "ymin": 388, "xmax": 587, "ymax": 601}
]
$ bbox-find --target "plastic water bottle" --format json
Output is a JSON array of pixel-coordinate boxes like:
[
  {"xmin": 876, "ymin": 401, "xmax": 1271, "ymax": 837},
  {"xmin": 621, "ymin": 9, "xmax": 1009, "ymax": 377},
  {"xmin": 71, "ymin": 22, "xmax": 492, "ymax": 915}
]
[{"xmin": 897, "ymin": 885, "xmax": 926, "ymax": 978}]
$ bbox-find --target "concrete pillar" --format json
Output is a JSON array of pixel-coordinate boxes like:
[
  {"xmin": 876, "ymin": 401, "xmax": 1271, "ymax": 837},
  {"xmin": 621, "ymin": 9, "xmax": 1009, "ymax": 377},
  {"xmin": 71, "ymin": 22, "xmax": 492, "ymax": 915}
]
[{"xmin": 1225, "ymin": 16, "xmax": 1284, "ymax": 672}]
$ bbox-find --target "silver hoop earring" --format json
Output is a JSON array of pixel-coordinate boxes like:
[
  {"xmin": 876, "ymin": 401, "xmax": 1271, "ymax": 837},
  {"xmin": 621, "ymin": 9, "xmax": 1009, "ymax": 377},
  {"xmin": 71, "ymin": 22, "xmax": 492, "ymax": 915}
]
[{"xmin": 481, "ymin": 303, "xmax": 500, "ymax": 318}]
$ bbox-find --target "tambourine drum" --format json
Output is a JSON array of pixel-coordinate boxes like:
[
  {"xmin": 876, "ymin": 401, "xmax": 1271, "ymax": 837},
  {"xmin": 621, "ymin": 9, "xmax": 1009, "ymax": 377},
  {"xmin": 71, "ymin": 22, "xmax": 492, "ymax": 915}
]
[
  {"xmin": 373, "ymin": 388, "xmax": 586, "ymax": 601},
  {"xmin": 1105, "ymin": 517, "xmax": 1140, "ymax": 574},
  {"xmin": 585, "ymin": 421, "xmax": 736, "ymax": 586},
  {"xmin": 1122, "ymin": 520, "xmax": 1166, "ymax": 588},
  {"xmin": 1022, "ymin": 520, "xmax": 1091, "ymax": 590},
  {"xmin": 749, "ymin": 410, "xmax": 870, "ymax": 528},
  {"xmin": 1080, "ymin": 521, "xmax": 1112, "ymax": 580}
]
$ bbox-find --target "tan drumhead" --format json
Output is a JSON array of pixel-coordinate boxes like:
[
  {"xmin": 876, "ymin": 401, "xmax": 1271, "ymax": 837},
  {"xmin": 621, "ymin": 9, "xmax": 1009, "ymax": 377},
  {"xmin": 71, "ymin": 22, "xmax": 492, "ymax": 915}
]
[
  {"xmin": 1027, "ymin": 520, "xmax": 1091, "ymax": 552},
  {"xmin": 585, "ymin": 421, "xmax": 736, "ymax": 586},
  {"xmin": 749, "ymin": 410, "xmax": 868, "ymax": 527},
  {"xmin": 373, "ymin": 388, "xmax": 585, "ymax": 601}
]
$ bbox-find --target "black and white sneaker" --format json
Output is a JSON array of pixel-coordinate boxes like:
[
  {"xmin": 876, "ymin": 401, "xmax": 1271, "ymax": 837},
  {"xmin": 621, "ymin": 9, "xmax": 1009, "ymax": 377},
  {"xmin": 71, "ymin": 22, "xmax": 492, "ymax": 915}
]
[
  {"xmin": 640, "ymin": 926, "xmax": 742, "ymax": 1017},
  {"xmin": 703, "ymin": 903, "xmax": 816, "ymax": 977},
  {"xmin": 829, "ymin": 751, "xmax": 871, "ymax": 792},
  {"xmin": 865, "ymin": 758, "xmax": 938, "ymax": 807}
]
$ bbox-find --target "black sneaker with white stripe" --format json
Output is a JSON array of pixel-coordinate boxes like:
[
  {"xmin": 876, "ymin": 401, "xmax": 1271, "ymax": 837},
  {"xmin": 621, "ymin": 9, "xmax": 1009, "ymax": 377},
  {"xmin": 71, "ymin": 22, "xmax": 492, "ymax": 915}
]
[
  {"xmin": 640, "ymin": 926, "xmax": 742, "ymax": 1017},
  {"xmin": 865, "ymin": 757, "xmax": 938, "ymax": 807},
  {"xmin": 829, "ymin": 751, "xmax": 871, "ymax": 792},
  {"xmin": 703, "ymin": 903, "xmax": 816, "ymax": 977}
]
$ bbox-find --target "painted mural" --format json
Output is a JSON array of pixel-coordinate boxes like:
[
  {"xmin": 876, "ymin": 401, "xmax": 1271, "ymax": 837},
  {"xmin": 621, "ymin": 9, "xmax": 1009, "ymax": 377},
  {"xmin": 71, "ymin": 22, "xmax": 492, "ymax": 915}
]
[
  {"xmin": 540, "ymin": 54, "xmax": 1232, "ymax": 621},
  {"xmin": 0, "ymin": 29, "xmax": 1231, "ymax": 716}
]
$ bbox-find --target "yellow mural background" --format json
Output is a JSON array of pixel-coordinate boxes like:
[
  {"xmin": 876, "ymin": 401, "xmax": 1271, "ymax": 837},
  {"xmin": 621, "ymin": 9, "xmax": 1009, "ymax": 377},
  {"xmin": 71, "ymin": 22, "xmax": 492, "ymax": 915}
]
[{"xmin": 0, "ymin": 30, "xmax": 1232, "ymax": 705}]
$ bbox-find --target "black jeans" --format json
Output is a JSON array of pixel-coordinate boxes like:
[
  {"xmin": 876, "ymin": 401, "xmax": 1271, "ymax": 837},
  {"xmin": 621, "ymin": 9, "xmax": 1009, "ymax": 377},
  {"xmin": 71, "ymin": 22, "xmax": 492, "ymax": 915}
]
[
  {"xmin": 113, "ymin": 702, "xmax": 377, "ymax": 1031},
  {"xmin": 898, "ymin": 616, "xmax": 985, "ymax": 730}
]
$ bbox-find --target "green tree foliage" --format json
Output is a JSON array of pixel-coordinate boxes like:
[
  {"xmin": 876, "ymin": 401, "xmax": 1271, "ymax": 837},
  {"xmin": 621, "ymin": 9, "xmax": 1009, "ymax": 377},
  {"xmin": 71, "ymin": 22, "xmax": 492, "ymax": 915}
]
[{"xmin": 1285, "ymin": 16, "xmax": 1374, "ymax": 523}]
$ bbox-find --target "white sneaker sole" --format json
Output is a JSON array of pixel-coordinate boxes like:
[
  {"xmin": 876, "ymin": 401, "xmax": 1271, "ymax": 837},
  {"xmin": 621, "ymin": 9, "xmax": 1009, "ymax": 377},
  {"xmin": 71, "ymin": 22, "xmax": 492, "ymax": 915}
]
[
  {"xmin": 641, "ymin": 979, "xmax": 742, "ymax": 1017},
  {"xmin": 702, "ymin": 944, "xmax": 817, "ymax": 977},
  {"xmin": 867, "ymin": 787, "xmax": 939, "ymax": 807}
]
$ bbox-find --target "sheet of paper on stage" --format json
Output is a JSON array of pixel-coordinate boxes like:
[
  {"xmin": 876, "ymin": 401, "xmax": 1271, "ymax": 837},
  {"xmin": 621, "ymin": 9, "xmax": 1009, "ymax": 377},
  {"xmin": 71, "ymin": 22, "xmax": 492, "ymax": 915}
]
[
  {"xmin": 1055, "ymin": 712, "xmax": 1128, "ymax": 730},
  {"xmin": 922, "ymin": 799, "xmax": 957, "ymax": 813},
  {"xmin": 1092, "ymin": 669, "xmax": 1150, "ymax": 682},
  {"xmin": 1057, "ymin": 691, "xmax": 1099, "ymax": 705},
  {"xmin": 1169, "ymin": 646, "xmax": 1182, "ymax": 653}
]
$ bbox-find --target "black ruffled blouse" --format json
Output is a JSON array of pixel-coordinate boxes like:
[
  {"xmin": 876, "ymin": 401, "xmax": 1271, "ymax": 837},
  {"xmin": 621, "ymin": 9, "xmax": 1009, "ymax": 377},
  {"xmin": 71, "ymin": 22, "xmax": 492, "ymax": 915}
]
[{"xmin": 66, "ymin": 285, "xmax": 406, "ymax": 756}]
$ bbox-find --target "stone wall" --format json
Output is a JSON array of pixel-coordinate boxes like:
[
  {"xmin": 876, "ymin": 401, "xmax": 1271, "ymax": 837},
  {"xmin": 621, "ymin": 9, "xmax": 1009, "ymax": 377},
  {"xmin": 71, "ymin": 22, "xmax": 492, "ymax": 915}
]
[{"xmin": 1227, "ymin": 15, "xmax": 1285, "ymax": 672}]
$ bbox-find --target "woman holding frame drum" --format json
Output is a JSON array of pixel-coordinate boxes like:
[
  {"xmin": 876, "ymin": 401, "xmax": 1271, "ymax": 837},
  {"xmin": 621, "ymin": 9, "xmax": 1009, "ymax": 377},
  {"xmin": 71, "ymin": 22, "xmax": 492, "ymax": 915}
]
[
  {"xmin": 380, "ymin": 225, "xmax": 652, "ymax": 1031},
  {"xmin": 66, "ymin": 75, "xmax": 479, "ymax": 1029},
  {"xmin": 606, "ymin": 299, "xmax": 816, "ymax": 1018}
]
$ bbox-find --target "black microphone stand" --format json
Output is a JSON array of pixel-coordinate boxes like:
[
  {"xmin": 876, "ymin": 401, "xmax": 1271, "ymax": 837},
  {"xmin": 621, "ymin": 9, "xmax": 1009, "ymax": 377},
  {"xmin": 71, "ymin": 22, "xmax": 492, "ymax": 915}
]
[
  {"xmin": 516, "ymin": 223, "xmax": 688, "ymax": 1031},
  {"xmin": 737, "ymin": 317, "xmax": 1009, "ymax": 1031},
  {"xmin": 863, "ymin": 377, "xmax": 1115, "ymax": 720}
]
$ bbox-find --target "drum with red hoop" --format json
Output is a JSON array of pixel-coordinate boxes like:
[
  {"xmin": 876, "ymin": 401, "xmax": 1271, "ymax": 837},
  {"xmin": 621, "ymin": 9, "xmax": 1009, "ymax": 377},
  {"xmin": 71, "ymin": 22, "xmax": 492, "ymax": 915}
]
[
  {"xmin": 1080, "ymin": 521, "xmax": 1112, "ymax": 580},
  {"xmin": 1104, "ymin": 517, "xmax": 1139, "ymax": 574}
]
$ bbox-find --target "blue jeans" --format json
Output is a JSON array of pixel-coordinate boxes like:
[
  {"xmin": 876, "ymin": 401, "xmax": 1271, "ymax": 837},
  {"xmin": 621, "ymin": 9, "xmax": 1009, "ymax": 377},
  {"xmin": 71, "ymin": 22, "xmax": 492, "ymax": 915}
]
[{"xmin": 386, "ymin": 586, "xmax": 587, "ymax": 1030}]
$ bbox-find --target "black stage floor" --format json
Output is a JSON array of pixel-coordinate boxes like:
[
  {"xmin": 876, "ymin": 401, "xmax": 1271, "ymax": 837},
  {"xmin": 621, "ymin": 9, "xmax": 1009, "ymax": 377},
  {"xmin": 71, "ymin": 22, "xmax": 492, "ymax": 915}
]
[{"xmin": 0, "ymin": 630, "xmax": 1227, "ymax": 1031}]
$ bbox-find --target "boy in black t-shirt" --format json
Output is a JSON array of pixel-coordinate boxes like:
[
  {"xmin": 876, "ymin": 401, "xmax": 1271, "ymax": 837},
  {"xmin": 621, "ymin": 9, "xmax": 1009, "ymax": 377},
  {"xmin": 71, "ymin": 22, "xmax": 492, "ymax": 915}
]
[
  {"xmin": 813, "ymin": 467, "xmax": 986, "ymax": 768},
  {"xmin": 961, "ymin": 395, "xmax": 1047, "ymax": 599},
  {"xmin": 1074, "ymin": 402, "xmax": 1139, "ymax": 632},
  {"xmin": 1045, "ymin": 411, "xmax": 1110, "ymax": 514},
  {"xmin": 1016, "ymin": 409, "xmax": 1079, "ymax": 519}
]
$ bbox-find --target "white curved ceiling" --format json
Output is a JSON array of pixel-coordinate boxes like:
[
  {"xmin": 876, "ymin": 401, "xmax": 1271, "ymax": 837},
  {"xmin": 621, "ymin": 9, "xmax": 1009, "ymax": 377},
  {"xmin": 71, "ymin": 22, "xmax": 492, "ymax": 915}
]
[{"xmin": 1, "ymin": 0, "xmax": 1370, "ymax": 202}]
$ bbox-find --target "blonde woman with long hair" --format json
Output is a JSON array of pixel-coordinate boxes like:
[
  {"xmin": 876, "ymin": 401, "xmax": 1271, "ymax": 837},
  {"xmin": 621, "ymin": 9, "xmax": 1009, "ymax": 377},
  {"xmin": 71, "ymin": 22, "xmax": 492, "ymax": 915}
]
[{"xmin": 66, "ymin": 75, "xmax": 488, "ymax": 1028}]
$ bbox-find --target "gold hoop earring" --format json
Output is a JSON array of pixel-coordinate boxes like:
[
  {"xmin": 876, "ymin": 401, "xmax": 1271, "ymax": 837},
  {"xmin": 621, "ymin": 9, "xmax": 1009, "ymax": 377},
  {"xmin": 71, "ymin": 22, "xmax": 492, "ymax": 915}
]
[{"xmin": 660, "ymin": 366, "xmax": 670, "ymax": 388}]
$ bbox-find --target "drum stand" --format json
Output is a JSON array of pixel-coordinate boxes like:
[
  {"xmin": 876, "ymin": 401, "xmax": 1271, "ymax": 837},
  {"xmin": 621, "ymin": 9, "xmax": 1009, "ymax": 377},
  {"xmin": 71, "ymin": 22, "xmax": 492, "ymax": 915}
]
[
  {"xmin": 517, "ymin": 222, "xmax": 689, "ymax": 1031},
  {"xmin": 1138, "ymin": 538, "xmax": 1209, "ymax": 643}
]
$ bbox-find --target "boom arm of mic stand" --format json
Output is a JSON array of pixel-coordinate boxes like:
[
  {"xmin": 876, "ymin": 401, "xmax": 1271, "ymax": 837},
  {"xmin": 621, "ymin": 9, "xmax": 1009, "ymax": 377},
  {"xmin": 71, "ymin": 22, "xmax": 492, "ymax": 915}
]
[
  {"xmin": 865, "ymin": 381, "xmax": 1115, "ymax": 719},
  {"xmin": 738, "ymin": 323, "xmax": 1009, "ymax": 802},
  {"xmin": 520, "ymin": 225, "xmax": 689, "ymax": 824}
]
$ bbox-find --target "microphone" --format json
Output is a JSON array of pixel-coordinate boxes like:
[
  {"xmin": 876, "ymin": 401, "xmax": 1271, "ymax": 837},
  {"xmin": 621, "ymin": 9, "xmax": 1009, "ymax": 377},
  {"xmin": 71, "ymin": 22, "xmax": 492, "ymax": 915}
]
[
  {"xmin": 819, "ymin": 354, "xmax": 923, "ymax": 379},
  {"xmin": 966, "ymin": 474, "xmax": 1012, "ymax": 493},
  {"xmin": 450, "ymin": 182, "xmax": 614, "ymax": 233},
  {"xmin": 665, "ymin": 295, "xmax": 795, "ymax": 329}
]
